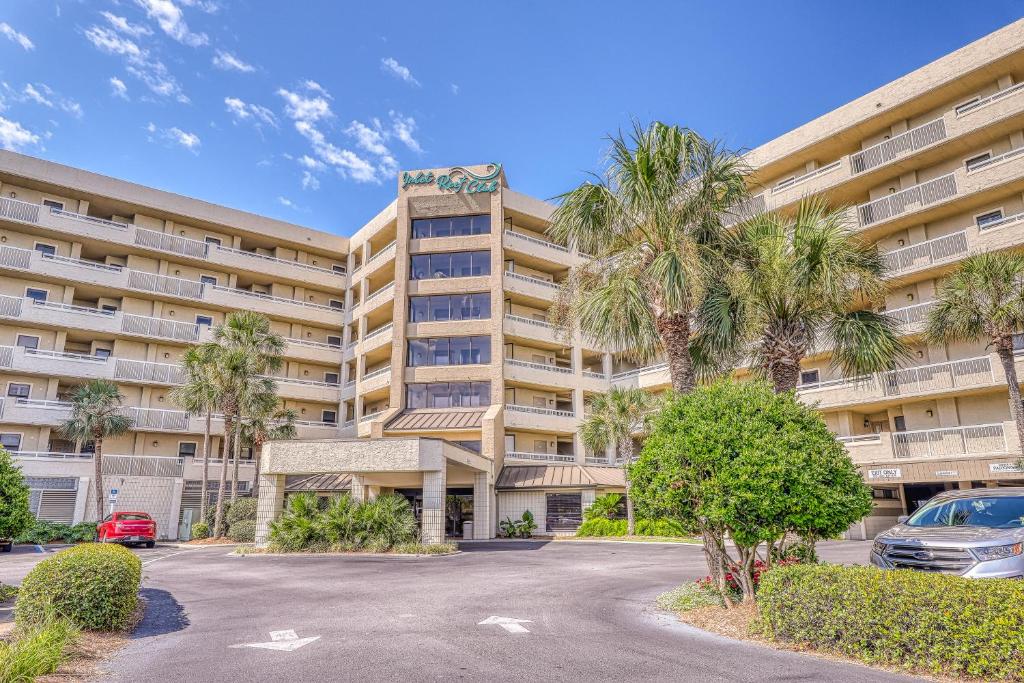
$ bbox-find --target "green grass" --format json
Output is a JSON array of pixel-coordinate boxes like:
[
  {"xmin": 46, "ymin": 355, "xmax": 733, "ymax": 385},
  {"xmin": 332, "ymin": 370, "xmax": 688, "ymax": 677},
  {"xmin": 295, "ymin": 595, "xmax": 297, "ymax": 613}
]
[
  {"xmin": 656, "ymin": 583, "xmax": 724, "ymax": 612},
  {"xmin": 561, "ymin": 535, "xmax": 701, "ymax": 544},
  {"xmin": 237, "ymin": 542, "xmax": 458, "ymax": 556},
  {"xmin": 0, "ymin": 583, "xmax": 17, "ymax": 602},
  {"xmin": 0, "ymin": 619, "xmax": 79, "ymax": 683}
]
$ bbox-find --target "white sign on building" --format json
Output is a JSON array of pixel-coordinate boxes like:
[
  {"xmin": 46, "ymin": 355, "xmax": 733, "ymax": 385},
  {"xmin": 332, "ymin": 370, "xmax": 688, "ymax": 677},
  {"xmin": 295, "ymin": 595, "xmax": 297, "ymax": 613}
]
[
  {"xmin": 868, "ymin": 468, "xmax": 901, "ymax": 479},
  {"xmin": 990, "ymin": 463, "xmax": 1024, "ymax": 474}
]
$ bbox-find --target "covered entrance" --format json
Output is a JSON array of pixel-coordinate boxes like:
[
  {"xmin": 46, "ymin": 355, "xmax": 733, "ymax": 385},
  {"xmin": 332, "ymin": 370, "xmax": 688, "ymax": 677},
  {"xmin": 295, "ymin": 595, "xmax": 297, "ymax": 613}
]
[{"xmin": 254, "ymin": 437, "xmax": 495, "ymax": 545}]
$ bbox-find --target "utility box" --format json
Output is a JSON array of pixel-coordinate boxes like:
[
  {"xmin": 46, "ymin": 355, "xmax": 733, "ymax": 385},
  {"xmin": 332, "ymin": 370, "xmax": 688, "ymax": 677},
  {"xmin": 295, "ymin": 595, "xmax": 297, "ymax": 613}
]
[{"xmin": 462, "ymin": 522, "xmax": 473, "ymax": 539}]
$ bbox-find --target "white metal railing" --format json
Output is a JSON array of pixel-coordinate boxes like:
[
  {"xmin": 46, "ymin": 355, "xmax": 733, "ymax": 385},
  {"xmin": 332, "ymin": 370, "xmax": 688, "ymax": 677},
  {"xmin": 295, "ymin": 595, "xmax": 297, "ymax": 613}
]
[
  {"xmin": 293, "ymin": 419, "xmax": 338, "ymax": 428},
  {"xmin": 122, "ymin": 313, "xmax": 201, "ymax": 342},
  {"xmin": 26, "ymin": 348, "xmax": 108, "ymax": 364},
  {"xmin": 364, "ymin": 323, "xmax": 394, "ymax": 342},
  {"xmin": 611, "ymin": 362, "xmax": 668, "ymax": 380},
  {"xmin": 504, "ymin": 271, "xmax": 559, "ymax": 289},
  {"xmin": 365, "ymin": 241, "xmax": 397, "ymax": 265},
  {"xmin": 114, "ymin": 358, "xmax": 187, "ymax": 385},
  {"xmin": 14, "ymin": 398, "xmax": 72, "ymax": 410},
  {"xmin": 885, "ymin": 301, "xmax": 936, "ymax": 326},
  {"xmin": 0, "ymin": 294, "xmax": 23, "ymax": 318},
  {"xmin": 12, "ymin": 451, "xmax": 93, "ymax": 460},
  {"xmin": 883, "ymin": 230, "xmax": 968, "ymax": 275},
  {"xmin": 857, "ymin": 173, "xmax": 957, "ymax": 226},
  {"xmin": 966, "ymin": 146, "xmax": 1024, "ymax": 174},
  {"xmin": 0, "ymin": 196, "xmax": 41, "ymax": 223},
  {"xmin": 723, "ymin": 193, "xmax": 767, "ymax": 225},
  {"xmin": 127, "ymin": 270, "xmax": 205, "ymax": 298},
  {"xmin": 585, "ymin": 456, "xmax": 611, "ymax": 465},
  {"xmin": 893, "ymin": 423, "xmax": 1006, "ymax": 459},
  {"xmin": 121, "ymin": 407, "xmax": 189, "ymax": 431},
  {"xmin": 506, "ymin": 451, "xmax": 575, "ymax": 463},
  {"xmin": 881, "ymin": 355, "xmax": 993, "ymax": 396},
  {"xmin": 956, "ymin": 81, "xmax": 1024, "ymax": 116},
  {"xmin": 582, "ymin": 370, "xmax": 607, "ymax": 380},
  {"xmin": 210, "ymin": 285, "xmax": 343, "ymax": 312},
  {"xmin": 267, "ymin": 375, "xmax": 341, "ymax": 388},
  {"xmin": 362, "ymin": 367, "xmax": 391, "ymax": 381},
  {"xmin": 33, "ymin": 299, "xmax": 115, "ymax": 317},
  {"xmin": 978, "ymin": 211, "xmax": 1024, "ymax": 233},
  {"xmin": 363, "ymin": 283, "xmax": 395, "ymax": 305},
  {"xmin": 0, "ymin": 345, "xmax": 13, "ymax": 367},
  {"xmin": 134, "ymin": 227, "xmax": 209, "ymax": 258},
  {"xmin": 359, "ymin": 411, "xmax": 384, "ymax": 423},
  {"xmin": 505, "ymin": 314, "xmax": 552, "ymax": 328},
  {"xmin": 506, "ymin": 404, "xmax": 575, "ymax": 418},
  {"xmin": 504, "ymin": 229, "xmax": 569, "ymax": 253},
  {"xmin": 837, "ymin": 434, "xmax": 883, "ymax": 445},
  {"xmin": 285, "ymin": 336, "xmax": 342, "ymax": 351},
  {"xmin": 0, "ymin": 245, "xmax": 32, "ymax": 269},
  {"xmin": 504, "ymin": 358, "xmax": 574, "ymax": 374},
  {"xmin": 214, "ymin": 245, "xmax": 345, "ymax": 276},
  {"xmin": 771, "ymin": 160, "xmax": 842, "ymax": 194},
  {"xmin": 342, "ymin": 419, "xmax": 356, "ymax": 428},
  {"xmin": 102, "ymin": 454, "xmax": 184, "ymax": 477},
  {"xmin": 42, "ymin": 252, "xmax": 122, "ymax": 272},
  {"xmin": 850, "ymin": 118, "xmax": 947, "ymax": 174},
  {"xmin": 49, "ymin": 208, "xmax": 128, "ymax": 229}
]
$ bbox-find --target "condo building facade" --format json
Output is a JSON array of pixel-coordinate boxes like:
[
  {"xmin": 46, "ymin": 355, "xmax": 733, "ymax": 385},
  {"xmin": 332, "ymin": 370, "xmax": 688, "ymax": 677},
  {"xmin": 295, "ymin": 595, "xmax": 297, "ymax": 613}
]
[{"xmin": 3, "ymin": 19, "xmax": 1024, "ymax": 541}]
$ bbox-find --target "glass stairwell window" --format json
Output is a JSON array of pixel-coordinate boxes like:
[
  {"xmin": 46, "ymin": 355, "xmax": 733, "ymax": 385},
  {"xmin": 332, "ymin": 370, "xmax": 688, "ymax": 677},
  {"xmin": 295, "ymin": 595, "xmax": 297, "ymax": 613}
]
[{"xmin": 976, "ymin": 209, "xmax": 1005, "ymax": 230}]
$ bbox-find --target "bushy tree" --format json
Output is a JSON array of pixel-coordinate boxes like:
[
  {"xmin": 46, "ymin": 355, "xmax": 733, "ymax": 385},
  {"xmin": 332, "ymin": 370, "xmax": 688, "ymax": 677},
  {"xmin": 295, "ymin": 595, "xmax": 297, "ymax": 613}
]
[
  {"xmin": 629, "ymin": 380, "xmax": 872, "ymax": 604},
  {"xmin": 0, "ymin": 448, "xmax": 32, "ymax": 542}
]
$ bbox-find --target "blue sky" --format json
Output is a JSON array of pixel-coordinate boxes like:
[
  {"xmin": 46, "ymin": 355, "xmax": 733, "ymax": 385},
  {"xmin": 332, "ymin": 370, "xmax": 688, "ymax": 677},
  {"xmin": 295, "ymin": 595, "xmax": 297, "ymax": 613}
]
[{"xmin": 0, "ymin": 2, "xmax": 1021, "ymax": 235}]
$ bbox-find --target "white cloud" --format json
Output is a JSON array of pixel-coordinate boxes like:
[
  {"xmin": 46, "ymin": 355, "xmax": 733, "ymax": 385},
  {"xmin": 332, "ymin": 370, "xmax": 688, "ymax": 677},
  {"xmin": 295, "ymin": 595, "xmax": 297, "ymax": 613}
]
[
  {"xmin": 0, "ymin": 23, "xmax": 34, "ymax": 51},
  {"xmin": 297, "ymin": 155, "xmax": 324, "ymax": 171},
  {"xmin": 180, "ymin": 0, "xmax": 220, "ymax": 12},
  {"xmin": 22, "ymin": 84, "xmax": 52, "ymax": 108},
  {"xmin": 388, "ymin": 111, "xmax": 422, "ymax": 153},
  {"xmin": 301, "ymin": 171, "xmax": 319, "ymax": 191},
  {"xmin": 450, "ymin": 83, "xmax": 459, "ymax": 95},
  {"xmin": 277, "ymin": 196, "xmax": 296, "ymax": 208},
  {"xmin": 110, "ymin": 77, "xmax": 129, "ymax": 99},
  {"xmin": 101, "ymin": 11, "xmax": 152, "ymax": 38},
  {"xmin": 345, "ymin": 119, "xmax": 388, "ymax": 156},
  {"xmin": 302, "ymin": 80, "xmax": 331, "ymax": 99},
  {"xmin": 84, "ymin": 25, "xmax": 188, "ymax": 102},
  {"xmin": 146, "ymin": 122, "xmax": 200, "ymax": 152},
  {"xmin": 84, "ymin": 26, "xmax": 142, "ymax": 58},
  {"xmin": 13, "ymin": 83, "xmax": 83, "ymax": 119},
  {"xmin": 276, "ymin": 87, "xmax": 332, "ymax": 123},
  {"xmin": 0, "ymin": 116, "xmax": 40, "ymax": 150},
  {"xmin": 134, "ymin": 0, "xmax": 208, "ymax": 47},
  {"xmin": 213, "ymin": 50, "xmax": 255, "ymax": 73},
  {"xmin": 380, "ymin": 57, "xmax": 420, "ymax": 87},
  {"xmin": 224, "ymin": 96, "xmax": 277, "ymax": 127}
]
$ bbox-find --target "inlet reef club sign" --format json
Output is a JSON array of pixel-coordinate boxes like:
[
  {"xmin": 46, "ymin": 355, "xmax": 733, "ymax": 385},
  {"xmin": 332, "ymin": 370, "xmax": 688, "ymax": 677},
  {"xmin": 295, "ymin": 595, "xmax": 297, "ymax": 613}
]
[{"xmin": 402, "ymin": 164, "xmax": 501, "ymax": 194}]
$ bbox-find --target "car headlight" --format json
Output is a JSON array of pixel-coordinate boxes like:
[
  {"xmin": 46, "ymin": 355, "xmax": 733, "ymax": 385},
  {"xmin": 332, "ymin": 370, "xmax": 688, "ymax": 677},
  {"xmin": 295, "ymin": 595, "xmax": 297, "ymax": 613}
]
[
  {"xmin": 872, "ymin": 540, "xmax": 888, "ymax": 555},
  {"xmin": 973, "ymin": 543, "xmax": 1024, "ymax": 562}
]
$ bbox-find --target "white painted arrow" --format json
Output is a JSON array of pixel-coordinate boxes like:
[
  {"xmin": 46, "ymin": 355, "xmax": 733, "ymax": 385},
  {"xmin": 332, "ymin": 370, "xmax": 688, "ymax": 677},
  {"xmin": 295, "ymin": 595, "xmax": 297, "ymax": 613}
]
[
  {"xmin": 230, "ymin": 629, "xmax": 320, "ymax": 651},
  {"xmin": 478, "ymin": 616, "xmax": 532, "ymax": 634}
]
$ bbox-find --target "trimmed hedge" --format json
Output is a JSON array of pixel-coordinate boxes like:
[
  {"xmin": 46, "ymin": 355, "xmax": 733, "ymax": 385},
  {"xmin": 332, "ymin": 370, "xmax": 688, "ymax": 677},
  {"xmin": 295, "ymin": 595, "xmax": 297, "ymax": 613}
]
[
  {"xmin": 757, "ymin": 564, "xmax": 1024, "ymax": 680},
  {"xmin": 227, "ymin": 519, "xmax": 255, "ymax": 543},
  {"xmin": 226, "ymin": 498, "xmax": 257, "ymax": 526},
  {"xmin": 190, "ymin": 521, "xmax": 210, "ymax": 540},
  {"xmin": 15, "ymin": 543, "xmax": 142, "ymax": 631},
  {"xmin": 575, "ymin": 517, "xmax": 689, "ymax": 537},
  {"xmin": 15, "ymin": 520, "xmax": 97, "ymax": 545}
]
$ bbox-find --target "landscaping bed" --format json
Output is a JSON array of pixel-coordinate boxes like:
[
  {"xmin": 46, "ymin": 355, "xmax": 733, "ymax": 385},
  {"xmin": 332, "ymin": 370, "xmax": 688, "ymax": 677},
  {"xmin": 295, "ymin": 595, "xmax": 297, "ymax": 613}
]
[
  {"xmin": 562, "ymin": 535, "xmax": 700, "ymax": 544},
  {"xmin": 237, "ymin": 542, "xmax": 458, "ymax": 556}
]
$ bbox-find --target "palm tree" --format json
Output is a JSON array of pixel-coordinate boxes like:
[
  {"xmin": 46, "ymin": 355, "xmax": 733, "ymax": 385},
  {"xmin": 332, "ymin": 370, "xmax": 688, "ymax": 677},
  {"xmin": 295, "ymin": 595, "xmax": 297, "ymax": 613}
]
[
  {"xmin": 170, "ymin": 346, "xmax": 221, "ymax": 524},
  {"xmin": 579, "ymin": 387, "xmax": 659, "ymax": 535},
  {"xmin": 547, "ymin": 122, "xmax": 748, "ymax": 393},
  {"xmin": 240, "ymin": 406, "xmax": 298, "ymax": 498},
  {"xmin": 213, "ymin": 311, "xmax": 285, "ymax": 501},
  {"xmin": 698, "ymin": 198, "xmax": 908, "ymax": 392},
  {"xmin": 926, "ymin": 252, "xmax": 1024, "ymax": 456},
  {"xmin": 59, "ymin": 380, "xmax": 134, "ymax": 521}
]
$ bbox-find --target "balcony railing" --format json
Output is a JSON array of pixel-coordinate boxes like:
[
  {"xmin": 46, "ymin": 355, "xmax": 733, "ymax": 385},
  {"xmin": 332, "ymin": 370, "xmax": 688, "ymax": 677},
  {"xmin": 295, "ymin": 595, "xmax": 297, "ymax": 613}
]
[
  {"xmin": 504, "ymin": 358, "xmax": 573, "ymax": 374},
  {"xmin": 504, "ymin": 314, "xmax": 552, "ymax": 328},
  {"xmin": 978, "ymin": 210, "xmax": 1024, "ymax": 233},
  {"xmin": 504, "ymin": 271, "xmax": 559, "ymax": 289},
  {"xmin": 134, "ymin": 227, "xmax": 209, "ymax": 258},
  {"xmin": 35, "ymin": 300, "xmax": 116, "ymax": 318},
  {"xmin": 362, "ymin": 367, "xmax": 391, "ymax": 381},
  {"xmin": 883, "ymin": 230, "xmax": 968, "ymax": 275},
  {"xmin": 611, "ymin": 362, "xmax": 668, "ymax": 380},
  {"xmin": 364, "ymin": 241, "xmax": 397, "ymax": 266},
  {"xmin": 837, "ymin": 434, "xmax": 883, "ymax": 445},
  {"xmin": 11, "ymin": 451, "xmax": 94, "ymax": 460},
  {"xmin": 771, "ymin": 160, "xmax": 842, "ymax": 194},
  {"xmin": 127, "ymin": 270, "xmax": 205, "ymax": 299},
  {"xmin": 966, "ymin": 146, "xmax": 1024, "ymax": 174},
  {"xmin": 505, "ymin": 404, "xmax": 575, "ymax": 418},
  {"xmin": 881, "ymin": 355, "xmax": 993, "ymax": 397},
  {"xmin": 0, "ymin": 196, "xmax": 41, "ymax": 223},
  {"xmin": 504, "ymin": 229, "xmax": 569, "ymax": 253},
  {"xmin": 956, "ymin": 81, "xmax": 1024, "ymax": 116},
  {"xmin": 885, "ymin": 301, "xmax": 936, "ymax": 326},
  {"xmin": 893, "ymin": 423, "xmax": 1006, "ymax": 459},
  {"xmin": 363, "ymin": 323, "xmax": 394, "ymax": 344},
  {"xmin": 850, "ymin": 118, "xmax": 947, "ymax": 174},
  {"xmin": 209, "ymin": 285, "xmax": 343, "ymax": 312},
  {"xmin": 50, "ymin": 207, "xmax": 128, "ymax": 230},
  {"xmin": 857, "ymin": 173, "xmax": 957, "ymax": 227},
  {"xmin": 214, "ymin": 245, "xmax": 345, "ymax": 276},
  {"xmin": 359, "ymin": 411, "xmax": 384, "ymax": 423},
  {"xmin": 102, "ymin": 454, "xmax": 184, "ymax": 477},
  {"xmin": 0, "ymin": 245, "xmax": 32, "ymax": 269},
  {"xmin": 363, "ymin": 283, "xmax": 395, "ymax": 305},
  {"xmin": 582, "ymin": 370, "xmax": 607, "ymax": 380},
  {"xmin": 121, "ymin": 407, "xmax": 189, "ymax": 431},
  {"xmin": 114, "ymin": 358, "xmax": 187, "ymax": 385},
  {"xmin": 122, "ymin": 313, "xmax": 201, "ymax": 342},
  {"xmin": 506, "ymin": 451, "xmax": 575, "ymax": 463}
]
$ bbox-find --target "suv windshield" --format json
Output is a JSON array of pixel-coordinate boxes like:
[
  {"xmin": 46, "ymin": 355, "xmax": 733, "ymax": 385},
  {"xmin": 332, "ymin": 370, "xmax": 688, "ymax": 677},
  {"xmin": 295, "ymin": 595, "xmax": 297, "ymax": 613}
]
[{"xmin": 907, "ymin": 496, "xmax": 1024, "ymax": 529}]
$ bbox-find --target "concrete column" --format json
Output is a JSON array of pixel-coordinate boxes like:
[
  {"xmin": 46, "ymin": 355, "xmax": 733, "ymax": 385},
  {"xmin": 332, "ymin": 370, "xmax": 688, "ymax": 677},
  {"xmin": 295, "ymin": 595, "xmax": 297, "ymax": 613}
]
[
  {"xmin": 472, "ymin": 472, "xmax": 491, "ymax": 540},
  {"xmin": 349, "ymin": 474, "xmax": 365, "ymax": 503},
  {"xmin": 73, "ymin": 477, "xmax": 90, "ymax": 524},
  {"xmin": 254, "ymin": 473, "xmax": 285, "ymax": 546},
  {"xmin": 581, "ymin": 489, "xmax": 596, "ymax": 515},
  {"xmin": 169, "ymin": 477, "xmax": 185, "ymax": 540},
  {"xmin": 421, "ymin": 469, "xmax": 446, "ymax": 544}
]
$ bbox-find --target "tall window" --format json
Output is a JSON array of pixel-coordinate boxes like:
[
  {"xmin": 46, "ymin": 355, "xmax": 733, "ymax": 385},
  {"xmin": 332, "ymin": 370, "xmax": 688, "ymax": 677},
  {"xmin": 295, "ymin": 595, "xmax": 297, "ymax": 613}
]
[
  {"xmin": 409, "ymin": 293, "xmax": 490, "ymax": 322},
  {"xmin": 410, "ymin": 251, "xmax": 490, "ymax": 280},
  {"xmin": 406, "ymin": 382, "xmax": 491, "ymax": 409},
  {"xmin": 412, "ymin": 214, "xmax": 491, "ymax": 239},
  {"xmin": 408, "ymin": 336, "xmax": 490, "ymax": 366}
]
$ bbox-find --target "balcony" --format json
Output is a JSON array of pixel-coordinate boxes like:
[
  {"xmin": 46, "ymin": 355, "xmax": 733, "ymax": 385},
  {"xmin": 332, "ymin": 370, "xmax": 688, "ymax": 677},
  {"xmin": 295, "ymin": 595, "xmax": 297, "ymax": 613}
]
[
  {"xmin": 893, "ymin": 423, "xmax": 1007, "ymax": 460},
  {"xmin": 610, "ymin": 362, "xmax": 670, "ymax": 390},
  {"xmin": 504, "ymin": 404, "xmax": 577, "ymax": 432},
  {"xmin": 503, "ymin": 314, "xmax": 559, "ymax": 344},
  {"xmin": 502, "ymin": 229, "xmax": 579, "ymax": 266},
  {"xmin": 359, "ymin": 366, "xmax": 392, "ymax": 394},
  {"xmin": 504, "ymin": 358, "xmax": 576, "ymax": 387},
  {"xmin": 359, "ymin": 241, "xmax": 397, "ymax": 276},
  {"xmin": 267, "ymin": 375, "xmax": 342, "ymax": 402},
  {"xmin": 503, "ymin": 271, "xmax": 559, "ymax": 301},
  {"xmin": 356, "ymin": 282, "xmax": 395, "ymax": 316},
  {"xmin": 886, "ymin": 301, "xmax": 936, "ymax": 334},
  {"xmin": 360, "ymin": 323, "xmax": 394, "ymax": 353},
  {"xmin": 850, "ymin": 118, "xmax": 948, "ymax": 175},
  {"xmin": 883, "ymin": 230, "xmax": 968, "ymax": 278},
  {"xmin": 102, "ymin": 454, "xmax": 185, "ymax": 477},
  {"xmin": 771, "ymin": 160, "xmax": 844, "ymax": 194},
  {"xmin": 505, "ymin": 451, "xmax": 575, "ymax": 463},
  {"xmin": 857, "ymin": 173, "xmax": 958, "ymax": 227}
]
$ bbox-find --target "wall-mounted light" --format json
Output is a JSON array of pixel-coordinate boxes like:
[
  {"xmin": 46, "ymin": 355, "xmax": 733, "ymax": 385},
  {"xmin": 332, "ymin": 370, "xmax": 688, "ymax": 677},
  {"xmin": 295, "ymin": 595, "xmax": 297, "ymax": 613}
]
[
  {"xmin": 168, "ymin": 311, "xmax": 175, "ymax": 317},
  {"xmin": 917, "ymin": 350, "xmax": 924, "ymax": 359},
  {"xmin": 897, "ymin": 239, "xmax": 905, "ymax": 247},
  {"xmin": 179, "ymin": 230, "xmax": 186, "ymax": 236},
  {"xmin": 906, "ymin": 293, "xmax": 915, "ymax": 302},
  {"xmin": 158, "ymin": 396, "xmax": 164, "ymax": 402},
  {"xmin": 174, "ymin": 270, "xmax": 181, "ymax": 276},
  {"xmin": 8, "ymin": 192, "xmax": 15, "ymax": 198},
  {"xmin": 926, "ymin": 409, "xmax": 934, "ymax": 418},
  {"xmin": 306, "ymin": 332, "xmax": 312, "ymax": 338},
  {"xmin": 152, "ymin": 441, "xmax": 159, "ymax": 447},
  {"xmin": 303, "ymin": 370, "xmax": 309, "ymax": 376},
  {"xmin": 301, "ymin": 408, "xmax": 307, "ymax": 414},
  {"xmin": 863, "ymin": 418, "xmax": 871, "ymax": 427},
  {"xmin": 0, "ymin": 236, "xmax": 6, "ymax": 243},
  {"xmin": 309, "ymin": 295, "xmax": 315, "ymax": 301}
]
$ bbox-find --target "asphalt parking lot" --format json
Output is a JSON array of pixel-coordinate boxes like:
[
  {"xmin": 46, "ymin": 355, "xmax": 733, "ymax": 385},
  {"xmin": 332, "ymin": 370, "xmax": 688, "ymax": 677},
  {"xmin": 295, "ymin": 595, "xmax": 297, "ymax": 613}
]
[{"xmin": 0, "ymin": 539, "xmax": 920, "ymax": 682}]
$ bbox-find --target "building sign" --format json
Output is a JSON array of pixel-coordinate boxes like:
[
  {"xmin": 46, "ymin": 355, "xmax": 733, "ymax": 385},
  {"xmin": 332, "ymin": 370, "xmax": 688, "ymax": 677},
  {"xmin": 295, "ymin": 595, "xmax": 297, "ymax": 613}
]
[
  {"xmin": 934, "ymin": 470, "xmax": 958, "ymax": 477},
  {"xmin": 868, "ymin": 467, "xmax": 901, "ymax": 479},
  {"xmin": 990, "ymin": 462, "xmax": 1024, "ymax": 474},
  {"xmin": 402, "ymin": 164, "xmax": 501, "ymax": 194}
]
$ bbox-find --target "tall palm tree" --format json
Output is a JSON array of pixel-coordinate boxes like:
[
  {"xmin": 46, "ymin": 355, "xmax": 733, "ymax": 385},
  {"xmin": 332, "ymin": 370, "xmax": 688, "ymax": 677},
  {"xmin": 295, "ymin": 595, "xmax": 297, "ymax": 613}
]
[
  {"xmin": 59, "ymin": 380, "xmax": 134, "ymax": 521},
  {"xmin": 579, "ymin": 387, "xmax": 659, "ymax": 535},
  {"xmin": 213, "ymin": 311, "xmax": 285, "ymax": 501},
  {"xmin": 547, "ymin": 122, "xmax": 748, "ymax": 393},
  {"xmin": 240, "ymin": 406, "xmax": 298, "ymax": 498},
  {"xmin": 170, "ymin": 346, "xmax": 221, "ymax": 524},
  {"xmin": 698, "ymin": 198, "xmax": 908, "ymax": 392},
  {"xmin": 926, "ymin": 252, "xmax": 1024, "ymax": 456}
]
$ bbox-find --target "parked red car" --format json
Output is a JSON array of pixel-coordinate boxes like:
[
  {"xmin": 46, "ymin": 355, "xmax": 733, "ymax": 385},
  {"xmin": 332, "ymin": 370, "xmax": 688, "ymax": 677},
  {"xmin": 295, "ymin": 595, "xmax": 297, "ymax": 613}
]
[{"xmin": 97, "ymin": 512, "xmax": 156, "ymax": 547}]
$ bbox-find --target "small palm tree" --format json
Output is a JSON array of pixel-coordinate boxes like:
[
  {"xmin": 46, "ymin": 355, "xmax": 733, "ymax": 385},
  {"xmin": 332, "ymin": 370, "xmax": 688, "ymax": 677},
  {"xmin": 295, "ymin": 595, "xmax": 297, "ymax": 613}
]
[
  {"xmin": 170, "ymin": 346, "xmax": 221, "ymax": 523},
  {"xmin": 698, "ymin": 198, "xmax": 908, "ymax": 392},
  {"xmin": 548, "ymin": 121, "xmax": 748, "ymax": 393},
  {"xmin": 241, "ymin": 406, "xmax": 298, "ymax": 498},
  {"xmin": 59, "ymin": 380, "xmax": 134, "ymax": 521},
  {"xmin": 579, "ymin": 387, "xmax": 659, "ymax": 534},
  {"xmin": 926, "ymin": 252, "xmax": 1024, "ymax": 456}
]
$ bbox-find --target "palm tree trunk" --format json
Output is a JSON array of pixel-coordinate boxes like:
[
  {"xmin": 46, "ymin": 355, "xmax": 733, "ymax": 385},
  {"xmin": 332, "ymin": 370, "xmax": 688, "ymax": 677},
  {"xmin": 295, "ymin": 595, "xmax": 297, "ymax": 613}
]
[
  {"xmin": 93, "ymin": 434, "xmax": 105, "ymax": 522},
  {"xmin": 199, "ymin": 411, "xmax": 211, "ymax": 523},
  {"xmin": 230, "ymin": 419, "xmax": 242, "ymax": 501},
  {"xmin": 995, "ymin": 340, "xmax": 1024, "ymax": 457},
  {"xmin": 619, "ymin": 437, "xmax": 636, "ymax": 535},
  {"xmin": 214, "ymin": 414, "xmax": 232, "ymax": 537},
  {"xmin": 657, "ymin": 312, "xmax": 695, "ymax": 393},
  {"xmin": 769, "ymin": 355, "xmax": 802, "ymax": 393},
  {"xmin": 252, "ymin": 442, "xmax": 263, "ymax": 498}
]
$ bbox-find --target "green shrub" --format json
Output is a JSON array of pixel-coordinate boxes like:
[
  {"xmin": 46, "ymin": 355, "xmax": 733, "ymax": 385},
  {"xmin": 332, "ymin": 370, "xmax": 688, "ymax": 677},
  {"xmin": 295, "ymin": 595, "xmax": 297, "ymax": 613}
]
[
  {"xmin": 576, "ymin": 517, "xmax": 690, "ymax": 537},
  {"xmin": 656, "ymin": 583, "xmax": 724, "ymax": 612},
  {"xmin": 392, "ymin": 542, "xmax": 458, "ymax": 555},
  {"xmin": 14, "ymin": 520, "xmax": 97, "ymax": 545},
  {"xmin": 499, "ymin": 511, "xmax": 537, "ymax": 538},
  {"xmin": 268, "ymin": 493, "xmax": 420, "ymax": 552},
  {"xmin": 226, "ymin": 498, "xmax": 257, "ymax": 526},
  {"xmin": 0, "ymin": 618, "xmax": 78, "ymax": 682},
  {"xmin": 190, "ymin": 521, "xmax": 210, "ymax": 540},
  {"xmin": 583, "ymin": 493, "xmax": 623, "ymax": 520},
  {"xmin": 757, "ymin": 564, "xmax": 1024, "ymax": 680},
  {"xmin": 16, "ymin": 544, "xmax": 142, "ymax": 631},
  {"xmin": 227, "ymin": 519, "xmax": 255, "ymax": 543},
  {"xmin": 636, "ymin": 519, "xmax": 688, "ymax": 536},
  {"xmin": 576, "ymin": 518, "xmax": 626, "ymax": 536},
  {"xmin": 0, "ymin": 583, "xmax": 17, "ymax": 602},
  {"xmin": 351, "ymin": 495, "xmax": 418, "ymax": 548},
  {"xmin": 268, "ymin": 493, "xmax": 322, "ymax": 552},
  {"xmin": 0, "ymin": 447, "xmax": 32, "ymax": 542}
]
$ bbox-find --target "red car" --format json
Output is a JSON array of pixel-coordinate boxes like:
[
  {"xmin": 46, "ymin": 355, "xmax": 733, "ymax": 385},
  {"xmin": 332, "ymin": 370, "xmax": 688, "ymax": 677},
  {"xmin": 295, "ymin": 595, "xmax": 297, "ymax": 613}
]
[{"xmin": 97, "ymin": 512, "xmax": 157, "ymax": 547}]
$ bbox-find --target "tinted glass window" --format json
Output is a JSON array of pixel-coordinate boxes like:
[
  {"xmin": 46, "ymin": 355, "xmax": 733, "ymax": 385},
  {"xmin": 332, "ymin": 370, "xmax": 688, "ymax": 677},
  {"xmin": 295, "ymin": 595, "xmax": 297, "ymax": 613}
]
[
  {"xmin": 26, "ymin": 289, "xmax": 47, "ymax": 303},
  {"xmin": 406, "ymin": 383, "xmax": 426, "ymax": 409},
  {"xmin": 7, "ymin": 383, "xmax": 30, "ymax": 398},
  {"xmin": 406, "ymin": 382, "xmax": 491, "ymax": 408},
  {"xmin": 908, "ymin": 496, "xmax": 1024, "ymax": 529},
  {"xmin": 471, "ymin": 214, "xmax": 491, "ymax": 235},
  {"xmin": 450, "ymin": 215, "xmax": 472, "ymax": 236},
  {"xmin": 412, "ymin": 219, "xmax": 432, "ymax": 239},
  {"xmin": 409, "ymin": 297, "xmax": 429, "ymax": 322},
  {"xmin": 408, "ymin": 339, "xmax": 428, "ymax": 366},
  {"xmin": 118, "ymin": 513, "xmax": 152, "ymax": 521},
  {"xmin": 450, "ymin": 251, "xmax": 472, "ymax": 277},
  {"xmin": 471, "ymin": 251, "xmax": 490, "ymax": 276},
  {"xmin": 429, "ymin": 253, "xmax": 451, "ymax": 278},
  {"xmin": 178, "ymin": 443, "xmax": 197, "ymax": 457},
  {"xmin": 429, "ymin": 296, "xmax": 451, "ymax": 321},
  {"xmin": 410, "ymin": 252, "xmax": 490, "ymax": 280}
]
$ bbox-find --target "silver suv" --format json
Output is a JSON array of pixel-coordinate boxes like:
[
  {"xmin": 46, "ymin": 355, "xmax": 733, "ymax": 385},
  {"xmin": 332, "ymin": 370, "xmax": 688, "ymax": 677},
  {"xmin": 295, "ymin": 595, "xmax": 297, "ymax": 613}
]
[{"xmin": 870, "ymin": 488, "xmax": 1024, "ymax": 578}]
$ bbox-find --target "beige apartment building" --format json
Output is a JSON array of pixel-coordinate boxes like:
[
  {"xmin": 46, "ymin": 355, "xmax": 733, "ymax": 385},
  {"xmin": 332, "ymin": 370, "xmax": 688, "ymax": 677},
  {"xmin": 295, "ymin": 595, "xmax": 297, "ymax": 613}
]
[{"xmin": 5, "ymin": 19, "xmax": 1024, "ymax": 542}]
